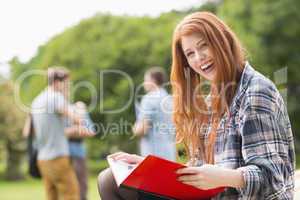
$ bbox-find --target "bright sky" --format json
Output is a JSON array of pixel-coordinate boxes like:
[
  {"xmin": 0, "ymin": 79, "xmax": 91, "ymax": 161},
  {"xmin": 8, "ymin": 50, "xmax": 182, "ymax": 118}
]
[{"xmin": 0, "ymin": 0, "xmax": 202, "ymax": 67}]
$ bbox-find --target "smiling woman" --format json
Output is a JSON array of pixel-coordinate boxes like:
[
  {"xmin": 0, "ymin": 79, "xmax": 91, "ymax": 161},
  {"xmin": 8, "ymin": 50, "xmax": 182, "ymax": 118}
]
[
  {"xmin": 97, "ymin": 11, "xmax": 295, "ymax": 200},
  {"xmin": 171, "ymin": 11, "xmax": 245, "ymax": 165},
  {"xmin": 171, "ymin": 12, "xmax": 295, "ymax": 199}
]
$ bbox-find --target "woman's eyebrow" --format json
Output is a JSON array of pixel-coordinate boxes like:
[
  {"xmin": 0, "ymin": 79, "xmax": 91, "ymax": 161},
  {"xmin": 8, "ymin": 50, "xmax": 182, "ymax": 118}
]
[
  {"xmin": 183, "ymin": 48, "xmax": 191, "ymax": 54},
  {"xmin": 183, "ymin": 39, "xmax": 205, "ymax": 53},
  {"xmin": 196, "ymin": 39, "xmax": 205, "ymax": 46}
]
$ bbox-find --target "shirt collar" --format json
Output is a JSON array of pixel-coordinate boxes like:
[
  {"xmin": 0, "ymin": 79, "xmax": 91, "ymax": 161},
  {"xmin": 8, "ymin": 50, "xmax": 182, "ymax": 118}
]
[{"xmin": 229, "ymin": 61, "xmax": 256, "ymax": 115}]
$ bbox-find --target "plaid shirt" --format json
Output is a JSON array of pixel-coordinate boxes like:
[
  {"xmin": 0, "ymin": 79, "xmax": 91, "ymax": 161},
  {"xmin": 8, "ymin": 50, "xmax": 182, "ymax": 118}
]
[{"xmin": 197, "ymin": 63, "xmax": 295, "ymax": 200}]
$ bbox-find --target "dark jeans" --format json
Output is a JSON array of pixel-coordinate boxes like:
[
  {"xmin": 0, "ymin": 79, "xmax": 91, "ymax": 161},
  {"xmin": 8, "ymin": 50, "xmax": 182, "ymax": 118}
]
[
  {"xmin": 139, "ymin": 192, "xmax": 172, "ymax": 200},
  {"xmin": 71, "ymin": 157, "xmax": 88, "ymax": 200}
]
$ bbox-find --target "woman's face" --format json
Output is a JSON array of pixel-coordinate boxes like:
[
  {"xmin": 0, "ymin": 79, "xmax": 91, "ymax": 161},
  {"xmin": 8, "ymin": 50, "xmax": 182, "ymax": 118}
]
[{"xmin": 181, "ymin": 33, "xmax": 216, "ymax": 81}]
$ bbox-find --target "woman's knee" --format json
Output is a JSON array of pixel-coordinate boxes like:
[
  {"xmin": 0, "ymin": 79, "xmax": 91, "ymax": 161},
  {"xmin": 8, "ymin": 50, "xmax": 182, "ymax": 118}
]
[
  {"xmin": 97, "ymin": 168, "xmax": 114, "ymax": 194},
  {"xmin": 98, "ymin": 168, "xmax": 139, "ymax": 200}
]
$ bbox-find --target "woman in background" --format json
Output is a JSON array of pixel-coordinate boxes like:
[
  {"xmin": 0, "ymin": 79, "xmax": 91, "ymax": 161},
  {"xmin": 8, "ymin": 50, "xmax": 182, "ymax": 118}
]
[{"xmin": 65, "ymin": 101, "xmax": 96, "ymax": 200}]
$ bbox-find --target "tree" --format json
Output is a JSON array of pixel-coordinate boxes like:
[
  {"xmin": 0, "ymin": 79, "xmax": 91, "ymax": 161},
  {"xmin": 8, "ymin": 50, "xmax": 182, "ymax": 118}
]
[
  {"xmin": 0, "ymin": 81, "xmax": 26, "ymax": 180},
  {"xmin": 9, "ymin": 0, "xmax": 300, "ymax": 159}
]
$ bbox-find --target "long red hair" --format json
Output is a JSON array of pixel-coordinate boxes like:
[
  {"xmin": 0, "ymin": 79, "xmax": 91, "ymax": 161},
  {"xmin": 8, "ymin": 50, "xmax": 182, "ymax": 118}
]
[{"xmin": 171, "ymin": 12, "xmax": 245, "ymax": 164}]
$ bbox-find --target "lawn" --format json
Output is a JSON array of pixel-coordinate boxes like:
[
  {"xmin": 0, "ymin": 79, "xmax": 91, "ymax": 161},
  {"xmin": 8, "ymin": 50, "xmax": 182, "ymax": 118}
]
[
  {"xmin": 0, "ymin": 175, "xmax": 100, "ymax": 200},
  {"xmin": 0, "ymin": 160, "xmax": 107, "ymax": 200}
]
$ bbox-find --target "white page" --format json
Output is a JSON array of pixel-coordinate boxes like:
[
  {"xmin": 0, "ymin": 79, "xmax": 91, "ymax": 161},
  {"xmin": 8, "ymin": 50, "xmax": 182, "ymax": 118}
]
[{"xmin": 107, "ymin": 157, "xmax": 137, "ymax": 186}]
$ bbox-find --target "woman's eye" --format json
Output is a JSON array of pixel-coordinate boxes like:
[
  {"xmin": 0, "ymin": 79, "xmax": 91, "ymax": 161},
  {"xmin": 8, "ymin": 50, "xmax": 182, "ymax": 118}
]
[
  {"xmin": 200, "ymin": 43, "xmax": 208, "ymax": 50},
  {"xmin": 186, "ymin": 52, "xmax": 194, "ymax": 57}
]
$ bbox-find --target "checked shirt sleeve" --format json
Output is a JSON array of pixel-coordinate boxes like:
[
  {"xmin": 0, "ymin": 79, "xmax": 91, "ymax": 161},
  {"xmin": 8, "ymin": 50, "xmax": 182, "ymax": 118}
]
[{"xmin": 237, "ymin": 111, "xmax": 294, "ymax": 200}]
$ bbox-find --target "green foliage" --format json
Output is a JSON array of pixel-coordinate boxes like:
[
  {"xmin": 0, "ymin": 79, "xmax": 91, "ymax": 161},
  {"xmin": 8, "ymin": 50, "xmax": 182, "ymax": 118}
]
[
  {"xmin": 10, "ymin": 12, "xmax": 185, "ymax": 157},
  {"xmin": 9, "ymin": 0, "xmax": 300, "ymax": 159},
  {"xmin": 0, "ymin": 81, "xmax": 26, "ymax": 180}
]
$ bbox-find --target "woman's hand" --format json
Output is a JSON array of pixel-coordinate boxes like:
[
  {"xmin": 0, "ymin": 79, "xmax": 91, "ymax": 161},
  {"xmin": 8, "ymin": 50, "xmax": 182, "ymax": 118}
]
[
  {"xmin": 177, "ymin": 164, "xmax": 245, "ymax": 190},
  {"xmin": 108, "ymin": 152, "xmax": 144, "ymax": 165},
  {"xmin": 176, "ymin": 164, "xmax": 234, "ymax": 190}
]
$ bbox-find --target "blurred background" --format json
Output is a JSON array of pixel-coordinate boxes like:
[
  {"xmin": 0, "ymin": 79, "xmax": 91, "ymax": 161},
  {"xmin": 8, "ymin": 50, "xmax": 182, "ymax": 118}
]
[{"xmin": 0, "ymin": 0, "xmax": 299, "ymax": 199}]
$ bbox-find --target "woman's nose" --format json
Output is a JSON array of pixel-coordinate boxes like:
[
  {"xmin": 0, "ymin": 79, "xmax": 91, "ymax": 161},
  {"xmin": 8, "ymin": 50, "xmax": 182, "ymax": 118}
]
[{"xmin": 195, "ymin": 51, "xmax": 206, "ymax": 62}]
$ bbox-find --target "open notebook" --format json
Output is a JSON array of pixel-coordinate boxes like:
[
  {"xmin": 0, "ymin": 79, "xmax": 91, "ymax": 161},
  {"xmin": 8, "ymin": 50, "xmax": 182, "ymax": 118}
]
[
  {"xmin": 107, "ymin": 155, "xmax": 224, "ymax": 200},
  {"xmin": 107, "ymin": 157, "xmax": 138, "ymax": 186}
]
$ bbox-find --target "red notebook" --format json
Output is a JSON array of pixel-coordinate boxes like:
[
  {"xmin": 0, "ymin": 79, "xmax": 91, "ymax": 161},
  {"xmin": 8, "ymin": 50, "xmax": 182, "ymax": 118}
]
[{"xmin": 108, "ymin": 155, "xmax": 225, "ymax": 200}]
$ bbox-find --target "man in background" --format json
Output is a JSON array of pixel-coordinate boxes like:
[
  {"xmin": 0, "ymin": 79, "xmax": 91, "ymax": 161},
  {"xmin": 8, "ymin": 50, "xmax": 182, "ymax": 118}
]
[
  {"xmin": 31, "ymin": 67, "xmax": 84, "ymax": 200},
  {"xmin": 132, "ymin": 67, "xmax": 176, "ymax": 161}
]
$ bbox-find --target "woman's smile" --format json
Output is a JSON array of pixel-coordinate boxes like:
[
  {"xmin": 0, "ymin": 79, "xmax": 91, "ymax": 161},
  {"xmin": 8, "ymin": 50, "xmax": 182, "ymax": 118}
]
[{"xmin": 200, "ymin": 61, "xmax": 214, "ymax": 73}]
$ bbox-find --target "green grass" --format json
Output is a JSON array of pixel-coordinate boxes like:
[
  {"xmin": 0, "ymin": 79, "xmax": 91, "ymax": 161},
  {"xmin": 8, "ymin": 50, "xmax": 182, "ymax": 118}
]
[
  {"xmin": 0, "ymin": 159, "xmax": 108, "ymax": 200},
  {"xmin": 0, "ymin": 175, "xmax": 100, "ymax": 200}
]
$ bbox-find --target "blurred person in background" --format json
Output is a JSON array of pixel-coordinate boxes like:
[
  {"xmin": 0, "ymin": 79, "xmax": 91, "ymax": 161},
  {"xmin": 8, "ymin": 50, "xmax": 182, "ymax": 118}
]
[
  {"xmin": 31, "ymin": 66, "xmax": 85, "ymax": 200},
  {"xmin": 65, "ymin": 101, "xmax": 96, "ymax": 200},
  {"xmin": 132, "ymin": 66, "xmax": 176, "ymax": 161}
]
